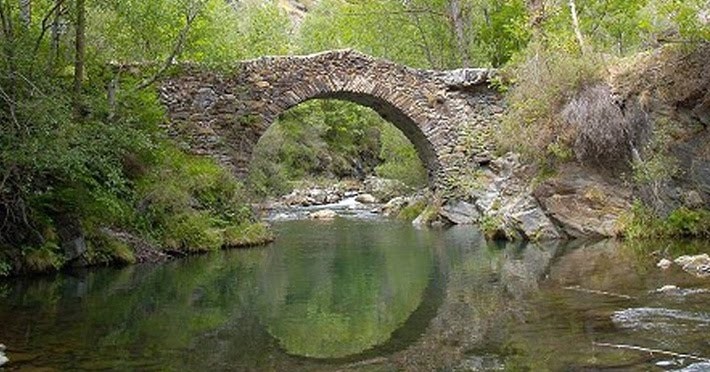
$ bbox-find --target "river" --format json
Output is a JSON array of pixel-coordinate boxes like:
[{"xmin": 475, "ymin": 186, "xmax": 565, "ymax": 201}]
[{"xmin": 1, "ymin": 218, "xmax": 709, "ymax": 371}]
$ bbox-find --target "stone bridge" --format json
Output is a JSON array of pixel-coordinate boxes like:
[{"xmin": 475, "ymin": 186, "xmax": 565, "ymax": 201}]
[{"xmin": 159, "ymin": 50, "xmax": 502, "ymax": 188}]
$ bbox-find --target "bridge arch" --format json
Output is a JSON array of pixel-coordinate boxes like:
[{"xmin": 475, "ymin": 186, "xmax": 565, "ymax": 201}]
[{"xmin": 160, "ymin": 50, "xmax": 501, "ymax": 188}]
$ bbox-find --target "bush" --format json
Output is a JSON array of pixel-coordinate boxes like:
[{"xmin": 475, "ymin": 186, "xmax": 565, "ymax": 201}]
[
  {"xmin": 397, "ymin": 201, "xmax": 427, "ymax": 222},
  {"xmin": 562, "ymin": 84, "xmax": 647, "ymax": 168},
  {"xmin": 223, "ymin": 222, "xmax": 274, "ymax": 247},
  {"xmin": 620, "ymin": 202, "xmax": 710, "ymax": 239},
  {"xmin": 498, "ymin": 43, "xmax": 604, "ymax": 166}
]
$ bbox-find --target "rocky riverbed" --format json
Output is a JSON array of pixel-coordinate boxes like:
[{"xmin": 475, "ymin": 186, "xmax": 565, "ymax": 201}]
[{"xmin": 257, "ymin": 176, "xmax": 428, "ymax": 221}]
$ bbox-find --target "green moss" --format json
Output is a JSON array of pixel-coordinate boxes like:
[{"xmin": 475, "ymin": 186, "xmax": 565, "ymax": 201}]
[
  {"xmin": 85, "ymin": 232, "xmax": 136, "ymax": 265},
  {"xmin": 223, "ymin": 222, "xmax": 274, "ymax": 247},
  {"xmin": 620, "ymin": 202, "xmax": 710, "ymax": 239},
  {"xmin": 397, "ymin": 201, "xmax": 427, "ymax": 222},
  {"xmin": 162, "ymin": 212, "xmax": 224, "ymax": 253},
  {"xmin": 21, "ymin": 243, "xmax": 65, "ymax": 273}
]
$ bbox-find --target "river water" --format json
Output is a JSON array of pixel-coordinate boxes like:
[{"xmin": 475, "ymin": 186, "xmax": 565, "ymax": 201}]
[{"xmin": 1, "ymin": 218, "xmax": 709, "ymax": 371}]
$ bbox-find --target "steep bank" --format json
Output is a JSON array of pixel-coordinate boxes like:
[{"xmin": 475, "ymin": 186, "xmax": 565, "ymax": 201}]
[{"xmin": 432, "ymin": 45, "xmax": 709, "ymax": 240}]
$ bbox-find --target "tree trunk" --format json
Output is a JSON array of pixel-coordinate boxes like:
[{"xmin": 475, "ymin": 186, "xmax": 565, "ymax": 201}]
[
  {"xmin": 19, "ymin": 0, "xmax": 30, "ymax": 28},
  {"xmin": 448, "ymin": 0, "xmax": 470, "ymax": 68},
  {"xmin": 73, "ymin": 0, "xmax": 85, "ymax": 120},
  {"xmin": 51, "ymin": 0, "xmax": 62, "ymax": 66},
  {"xmin": 568, "ymin": 0, "xmax": 585, "ymax": 54}
]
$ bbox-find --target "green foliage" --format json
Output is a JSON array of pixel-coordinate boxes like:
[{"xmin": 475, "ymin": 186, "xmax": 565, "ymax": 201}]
[
  {"xmin": 162, "ymin": 212, "xmax": 224, "ymax": 252},
  {"xmin": 89, "ymin": 0, "xmax": 291, "ymax": 64},
  {"xmin": 0, "ymin": 0, "xmax": 276, "ymax": 273},
  {"xmin": 480, "ymin": 214, "xmax": 506, "ymax": 240},
  {"xmin": 621, "ymin": 202, "xmax": 710, "ymax": 239},
  {"xmin": 86, "ymin": 232, "xmax": 136, "ymax": 265},
  {"xmin": 375, "ymin": 124, "xmax": 428, "ymax": 188},
  {"xmin": 397, "ymin": 200, "xmax": 427, "ymax": 222},
  {"xmin": 299, "ymin": 0, "xmax": 529, "ymax": 68},
  {"xmin": 224, "ymin": 222, "xmax": 274, "ymax": 247},
  {"xmin": 497, "ymin": 42, "xmax": 604, "ymax": 165},
  {"xmin": 21, "ymin": 242, "xmax": 66, "ymax": 273},
  {"xmin": 248, "ymin": 99, "xmax": 427, "ymax": 197}
]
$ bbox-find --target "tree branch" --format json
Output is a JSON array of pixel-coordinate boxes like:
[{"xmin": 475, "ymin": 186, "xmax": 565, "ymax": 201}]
[
  {"xmin": 32, "ymin": 0, "xmax": 65, "ymax": 56},
  {"xmin": 136, "ymin": 1, "xmax": 206, "ymax": 90}
]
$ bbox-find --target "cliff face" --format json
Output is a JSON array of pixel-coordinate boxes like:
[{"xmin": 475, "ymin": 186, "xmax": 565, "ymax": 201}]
[{"xmin": 610, "ymin": 45, "xmax": 710, "ymax": 215}]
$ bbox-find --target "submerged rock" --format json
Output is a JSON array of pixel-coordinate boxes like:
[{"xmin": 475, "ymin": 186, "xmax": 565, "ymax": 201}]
[
  {"xmin": 0, "ymin": 343, "xmax": 7, "ymax": 367},
  {"xmin": 674, "ymin": 254, "xmax": 710, "ymax": 278},
  {"xmin": 674, "ymin": 362, "xmax": 710, "ymax": 371},
  {"xmin": 657, "ymin": 258, "xmax": 673, "ymax": 270},
  {"xmin": 309, "ymin": 209, "xmax": 337, "ymax": 220}
]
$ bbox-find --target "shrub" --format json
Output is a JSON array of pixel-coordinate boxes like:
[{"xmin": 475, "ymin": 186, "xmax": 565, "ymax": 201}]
[
  {"xmin": 223, "ymin": 222, "xmax": 274, "ymax": 247},
  {"xmin": 562, "ymin": 84, "xmax": 647, "ymax": 168},
  {"xmin": 620, "ymin": 201, "xmax": 710, "ymax": 239},
  {"xmin": 162, "ymin": 212, "xmax": 224, "ymax": 253},
  {"xmin": 397, "ymin": 200, "xmax": 427, "ymax": 222},
  {"xmin": 498, "ymin": 42, "xmax": 604, "ymax": 166},
  {"xmin": 21, "ymin": 243, "xmax": 65, "ymax": 273}
]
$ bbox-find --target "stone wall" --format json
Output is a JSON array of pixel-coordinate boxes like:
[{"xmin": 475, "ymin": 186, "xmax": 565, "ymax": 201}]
[{"xmin": 159, "ymin": 49, "xmax": 502, "ymax": 189}]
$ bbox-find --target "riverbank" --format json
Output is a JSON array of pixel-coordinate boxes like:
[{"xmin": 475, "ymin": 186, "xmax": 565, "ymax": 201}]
[{"xmin": 1, "ymin": 220, "xmax": 708, "ymax": 370}]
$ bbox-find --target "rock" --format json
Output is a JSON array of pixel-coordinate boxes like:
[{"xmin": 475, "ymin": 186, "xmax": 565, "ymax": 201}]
[
  {"xmin": 309, "ymin": 209, "xmax": 337, "ymax": 220},
  {"xmin": 674, "ymin": 362, "xmax": 710, "ymax": 372},
  {"xmin": 440, "ymin": 200, "xmax": 480, "ymax": 224},
  {"xmin": 363, "ymin": 177, "xmax": 410, "ymax": 203},
  {"xmin": 0, "ymin": 344, "xmax": 7, "ymax": 367},
  {"xmin": 510, "ymin": 205, "xmax": 562, "ymax": 241},
  {"xmin": 307, "ymin": 188, "xmax": 328, "ymax": 205},
  {"xmin": 683, "ymin": 190, "xmax": 704, "ymax": 209},
  {"xmin": 657, "ymin": 258, "xmax": 673, "ymax": 270},
  {"xmin": 533, "ymin": 164, "xmax": 632, "ymax": 238},
  {"xmin": 656, "ymin": 285, "xmax": 679, "ymax": 292},
  {"xmin": 381, "ymin": 197, "xmax": 410, "ymax": 217},
  {"xmin": 674, "ymin": 254, "xmax": 710, "ymax": 278},
  {"xmin": 355, "ymin": 194, "xmax": 377, "ymax": 204},
  {"xmin": 283, "ymin": 191, "xmax": 309, "ymax": 206},
  {"xmin": 56, "ymin": 214, "xmax": 87, "ymax": 262}
]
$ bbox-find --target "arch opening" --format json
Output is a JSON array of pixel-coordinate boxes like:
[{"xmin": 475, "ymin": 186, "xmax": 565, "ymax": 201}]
[{"xmin": 247, "ymin": 96, "xmax": 431, "ymax": 198}]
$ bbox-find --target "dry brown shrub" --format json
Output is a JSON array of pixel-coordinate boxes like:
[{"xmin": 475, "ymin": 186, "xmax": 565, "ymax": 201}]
[{"xmin": 562, "ymin": 84, "xmax": 648, "ymax": 169}]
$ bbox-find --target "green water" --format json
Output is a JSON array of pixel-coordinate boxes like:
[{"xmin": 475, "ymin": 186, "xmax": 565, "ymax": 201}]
[{"xmin": 0, "ymin": 219, "xmax": 709, "ymax": 371}]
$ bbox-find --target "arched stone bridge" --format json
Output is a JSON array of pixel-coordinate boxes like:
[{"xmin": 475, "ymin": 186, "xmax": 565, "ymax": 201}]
[{"xmin": 159, "ymin": 50, "xmax": 502, "ymax": 188}]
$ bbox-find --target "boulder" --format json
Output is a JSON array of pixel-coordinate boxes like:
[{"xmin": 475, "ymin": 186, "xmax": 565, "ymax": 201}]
[
  {"xmin": 657, "ymin": 258, "xmax": 673, "ymax": 270},
  {"xmin": 674, "ymin": 254, "xmax": 710, "ymax": 278},
  {"xmin": 533, "ymin": 164, "xmax": 632, "ymax": 238},
  {"xmin": 0, "ymin": 343, "xmax": 7, "ymax": 367},
  {"xmin": 381, "ymin": 197, "xmax": 410, "ymax": 217},
  {"xmin": 309, "ymin": 209, "xmax": 337, "ymax": 220},
  {"xmin": 355, "ymin": 194, "xmax": 377, "ymax": 204},
  {"xmin": 440, "ymin": 200, "xmax": 480, "ymax": 224},
  {"xmin": 56, "ymin": 214, "xmax": 87, "ymax": 262},
  {"xmin": 363, "ymin": 177, "xmax": 410, "ymax": 203},
  {"xmin": 509, "ymin": 203, "xmax": 563, "ymax": 241}
]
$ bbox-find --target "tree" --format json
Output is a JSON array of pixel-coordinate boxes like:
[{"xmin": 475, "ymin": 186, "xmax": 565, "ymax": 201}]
[
  {"xmin": 73, "ymin": 0, "xmax": 85, "ymax": 119},
  {"xmin": 19, "ymin": 0, "xmax": 30, "ymax": 28}
]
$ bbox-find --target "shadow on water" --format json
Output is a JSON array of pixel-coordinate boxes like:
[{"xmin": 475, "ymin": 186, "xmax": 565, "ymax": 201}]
[{"xmin": 0, "ymin": 219, "xmax": 708, "ymax": 370}]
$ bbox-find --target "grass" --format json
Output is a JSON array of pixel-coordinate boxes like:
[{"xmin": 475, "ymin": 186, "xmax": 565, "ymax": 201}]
[{"xmin": 619, "ymin": 201, "xmax": 710, "ymax": 239}]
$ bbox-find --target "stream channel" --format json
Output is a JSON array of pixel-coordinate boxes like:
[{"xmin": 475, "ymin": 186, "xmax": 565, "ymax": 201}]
[{"xmin": 1, "ymin": 200, "xmax": 709, "ymax": 371}]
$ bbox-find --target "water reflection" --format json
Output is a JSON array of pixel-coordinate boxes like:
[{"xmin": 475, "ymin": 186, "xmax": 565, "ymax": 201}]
[
  {"xmin": 254, "ymin": 220, "xmax": 433, "ymax": 358},
  {"xmin": 1, "ymin": 221, "xmax": 708, "ymax": 371}
]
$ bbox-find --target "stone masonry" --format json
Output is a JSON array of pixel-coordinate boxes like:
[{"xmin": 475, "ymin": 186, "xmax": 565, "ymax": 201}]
[{"xmin": 159, "ymin": 49, "xmax": 502, "ymax": 189}]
